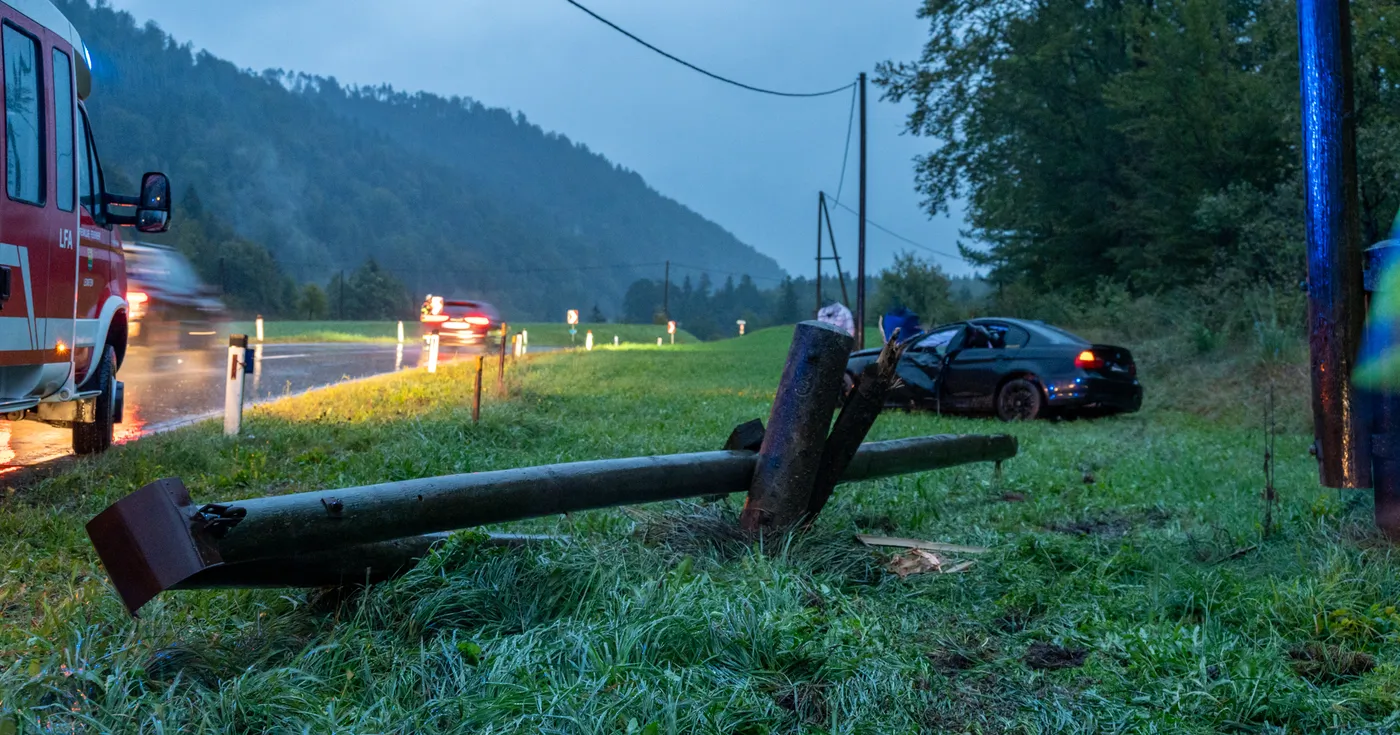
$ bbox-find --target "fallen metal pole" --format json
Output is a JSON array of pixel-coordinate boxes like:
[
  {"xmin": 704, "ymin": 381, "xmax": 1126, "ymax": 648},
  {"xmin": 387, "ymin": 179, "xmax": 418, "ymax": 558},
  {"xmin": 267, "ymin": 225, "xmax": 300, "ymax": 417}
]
[{"xmin": 88, "ymin": 434, "xmax": 1016, "ymax": 614}]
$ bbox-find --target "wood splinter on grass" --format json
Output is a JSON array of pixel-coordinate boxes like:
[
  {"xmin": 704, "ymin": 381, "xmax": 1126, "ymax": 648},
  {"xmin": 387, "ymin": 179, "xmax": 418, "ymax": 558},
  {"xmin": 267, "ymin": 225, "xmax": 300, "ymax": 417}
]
[
  {"xmin": 856, "ymin": 534, "xmax": 989, "ymax": 555},
  {"xmin": 886, "ymin": 548, "xmax": 976, "ymax": 578}
]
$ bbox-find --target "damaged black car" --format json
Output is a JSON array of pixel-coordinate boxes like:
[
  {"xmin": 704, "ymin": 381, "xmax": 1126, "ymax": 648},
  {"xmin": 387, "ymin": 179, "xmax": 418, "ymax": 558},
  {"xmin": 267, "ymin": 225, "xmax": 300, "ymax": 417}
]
[{"xmin": 845, "ymin": 318, "xmax": 1143, "ymax": 421}]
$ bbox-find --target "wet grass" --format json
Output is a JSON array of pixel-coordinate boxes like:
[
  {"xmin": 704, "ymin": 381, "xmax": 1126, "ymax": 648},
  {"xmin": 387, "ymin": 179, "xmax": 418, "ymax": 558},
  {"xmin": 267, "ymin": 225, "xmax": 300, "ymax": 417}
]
[
  {"xmin": 224, "ymin": 320, "xmax": 698, "ymax": 347},
  {"xmin": 1, "ymin": 327, "xmax": 1397, "ymax": 732}
]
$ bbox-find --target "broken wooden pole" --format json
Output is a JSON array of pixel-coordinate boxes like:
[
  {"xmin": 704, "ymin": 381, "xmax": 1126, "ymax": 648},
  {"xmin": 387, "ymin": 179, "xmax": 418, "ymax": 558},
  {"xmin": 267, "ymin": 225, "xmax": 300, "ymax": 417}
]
[
  {"xmin": 172, "ymin": 532, "xmax": 565, "ymax": 589},
  {"xmin": 88, "ymin": 434, "xmax": 1016, "ymax": 613},
  {"xmin": 740, "ymin": 320, "xmax": 853, "ymax": 531},
  {"xmin": 807, "ymin": 328, "xmax": 907, "ymax": 523}
]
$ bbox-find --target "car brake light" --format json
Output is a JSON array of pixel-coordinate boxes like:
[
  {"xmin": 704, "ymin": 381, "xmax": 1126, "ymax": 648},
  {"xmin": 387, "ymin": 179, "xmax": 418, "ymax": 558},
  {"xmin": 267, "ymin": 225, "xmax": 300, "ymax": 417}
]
[
  {"xmin": 422, "ymin": 314, "xmax": 449, "ymax": 323},
  {"xmin": 127, "ymin": 291, "xmax": 148, "ymax": 305},
  {"xmin": 1075, "ymin": 350, "xmax": 1105, "ymax": 369},
  {"xmin": 465, "ymin": 316, "xmax": 490, "ymax": 326}
]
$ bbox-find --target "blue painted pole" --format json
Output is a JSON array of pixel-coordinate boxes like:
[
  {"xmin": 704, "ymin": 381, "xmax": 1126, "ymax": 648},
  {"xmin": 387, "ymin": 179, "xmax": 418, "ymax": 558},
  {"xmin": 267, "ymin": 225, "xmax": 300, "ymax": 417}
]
[{"xmin": 1298, "ymin": 0, "xmax": 1369, "ymax": 489}]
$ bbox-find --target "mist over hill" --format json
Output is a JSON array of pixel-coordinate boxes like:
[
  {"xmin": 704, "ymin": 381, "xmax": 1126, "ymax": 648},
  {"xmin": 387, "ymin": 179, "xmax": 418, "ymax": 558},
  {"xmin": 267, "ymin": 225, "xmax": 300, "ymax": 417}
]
[{"xmin": 59, "ymin": 0, "xmax": 784, "ymax": 319}]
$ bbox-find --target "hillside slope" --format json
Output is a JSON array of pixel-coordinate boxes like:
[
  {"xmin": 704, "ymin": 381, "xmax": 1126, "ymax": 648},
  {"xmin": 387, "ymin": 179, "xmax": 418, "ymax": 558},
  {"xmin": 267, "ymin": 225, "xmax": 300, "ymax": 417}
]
[{"xmin": 57, "ymin": 0, "xmax": 783, "ymax": 319}]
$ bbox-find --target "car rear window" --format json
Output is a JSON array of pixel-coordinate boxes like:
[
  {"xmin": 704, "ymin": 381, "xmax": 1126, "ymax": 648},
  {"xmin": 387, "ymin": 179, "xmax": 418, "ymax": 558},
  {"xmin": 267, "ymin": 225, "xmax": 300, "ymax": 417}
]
[{"xmin": 1024, "ymin": 322, "xmax": 1089, "ymax": 345}]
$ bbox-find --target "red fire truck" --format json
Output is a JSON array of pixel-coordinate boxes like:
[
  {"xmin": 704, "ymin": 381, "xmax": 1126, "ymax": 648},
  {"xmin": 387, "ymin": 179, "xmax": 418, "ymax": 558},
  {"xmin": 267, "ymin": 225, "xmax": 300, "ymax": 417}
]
[{"xmin": 0, "ymin": 0, "xmax": 171, "ymax": 454}]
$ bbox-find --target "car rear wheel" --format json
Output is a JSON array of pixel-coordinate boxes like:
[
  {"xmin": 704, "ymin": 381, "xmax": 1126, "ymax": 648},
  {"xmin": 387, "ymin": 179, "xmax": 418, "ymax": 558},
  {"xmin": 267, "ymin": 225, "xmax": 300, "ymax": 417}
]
[
  {"xmin": 996, "ymin": 378, "xmax": 1043, "ymax": 422},
  {"xmin": 73, "ymin": 346, "xmax": 117, "ymax": 455}
]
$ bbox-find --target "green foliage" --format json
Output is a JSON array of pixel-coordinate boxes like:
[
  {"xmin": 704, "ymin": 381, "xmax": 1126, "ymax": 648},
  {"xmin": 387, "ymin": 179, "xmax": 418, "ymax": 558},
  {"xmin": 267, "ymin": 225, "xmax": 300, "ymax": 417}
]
[
  {"xmin": 879, "ymin": 0, "xmax": 1400, "ymax": 296},
  {"xmin": 297, "ymin": 283, "xmax": 329, "ymax": 321},
  {"xmin": 872, "ymin": 251, "xmax": 954, "ymax": 324},
  {"xmin": 58, "ymin": 0, "xmax": 782, "ymax": 321}
]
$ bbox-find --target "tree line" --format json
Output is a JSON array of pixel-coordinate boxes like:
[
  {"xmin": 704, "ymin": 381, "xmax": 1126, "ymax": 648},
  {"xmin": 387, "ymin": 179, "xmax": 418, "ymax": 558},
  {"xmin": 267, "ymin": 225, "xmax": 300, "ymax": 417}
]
[
  {"xmin": 618, "ymin": 259, "xmax": 985, "ymax": 340},
  {"xmin": 877, "ymin": 0, "xmax": 1399, "ymax": 307}
]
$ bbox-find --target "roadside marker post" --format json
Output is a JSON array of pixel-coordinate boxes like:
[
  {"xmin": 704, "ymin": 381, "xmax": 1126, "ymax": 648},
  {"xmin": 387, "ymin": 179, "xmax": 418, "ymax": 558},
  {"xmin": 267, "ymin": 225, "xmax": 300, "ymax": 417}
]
[
  {"xmin": 668, "ymin": 321, "xmax": 677, "ymax": 345},
  {"xmin": 614, "ymin": 335, "xmax": 619, "ymax": 347},
  {"xmin": 427, "ymin": 333, "xmax": 440, "ymax": 374},
  {"xmin": 498, "ymin": 323, "xmax": 509, "ymax": 393},
  {"xmin": 395, "ymin": 343, "xmax": 404, "ymax": 372},
  {"xmin": 224, "ymin": 334, "xmax": 249, "ymax": 437},
  {"xmin": 522, "ymin": 330, "xmax": 529, "ymax": 355},
  {"xmin": 738, "ymin": 319, "xmax": 747, "ymax": 336},
  {"xmin": 657, "ymin": 337, "xmax": 663, "ymax": 346},
  {"xmin": 255, "ymin": 316, "xmax": 264, "ymax": 343},
  {"xmin": 586, "ymin": 331, "xmax": 594, "ymax": 351},
  {"xmin": 473, "ymin": 356, "xmax": 484, "ymax": 424},
  {"xmin": 397, "ymin": 321, "xmax": 404, "ymax": 344},
  {"xmin": 513, "ymin": 333, "xmax": 523, "ymax": 358}
]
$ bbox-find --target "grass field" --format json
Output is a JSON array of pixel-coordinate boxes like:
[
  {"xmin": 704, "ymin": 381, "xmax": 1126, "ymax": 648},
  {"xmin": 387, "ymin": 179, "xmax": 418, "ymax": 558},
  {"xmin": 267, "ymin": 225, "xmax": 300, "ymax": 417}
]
[
  {"xmin": 222, "ymin": 320, "xmax": 698, "ymax": 347},
  {"xmin": 1, "ymin": 327, "xmax": 1396, "ymax": 732}
]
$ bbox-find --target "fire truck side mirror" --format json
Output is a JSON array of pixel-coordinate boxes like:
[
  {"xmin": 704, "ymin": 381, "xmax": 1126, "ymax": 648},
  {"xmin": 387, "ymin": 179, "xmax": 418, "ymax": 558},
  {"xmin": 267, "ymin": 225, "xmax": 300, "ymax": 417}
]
[{"xmin": 135, "ymin": 172, "xmax": 171, "ymax": 234}]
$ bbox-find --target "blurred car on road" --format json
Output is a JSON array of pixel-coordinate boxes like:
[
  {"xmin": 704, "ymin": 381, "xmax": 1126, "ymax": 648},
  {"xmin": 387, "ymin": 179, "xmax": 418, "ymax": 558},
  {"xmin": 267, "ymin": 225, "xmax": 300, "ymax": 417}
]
[
  {"xmin": 845, "ymin": 317, "xmax": 1142, "ymax": 421},
  {"xmin": 419, "ymin": 295, "xmax": 501, "ymax": 348},
  {"xmin": 124, "ymin": 242, "xmax": 226, "ymax": 349}
]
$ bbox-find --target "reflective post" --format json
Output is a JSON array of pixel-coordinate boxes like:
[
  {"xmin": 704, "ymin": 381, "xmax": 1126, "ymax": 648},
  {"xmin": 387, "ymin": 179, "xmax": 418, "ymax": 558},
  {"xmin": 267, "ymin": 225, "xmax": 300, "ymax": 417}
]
[
  {"xmin": 395, "ymin": 343, "xmax": 404, "ymax": 372},
  {"xmin": 426, "ymin": 333, "xmax": 440, "ymax": 374},
  {"xmin": 397, "ymin": 321, "xmax": 404, "ymax": 344},
  {"xmin": 498, "ymin": 323, "xmax": 508, "ymax": 393},
  {"xmin": 473, "ymin": 355, "xmax": 484, "ymax": 424},
  {"xmin": 614, "ymin": 335, "xmax": 619, "ymax": 347},
  {"xmin": 586, "ymin": 330, "xmax": 594, "ymax": 351},
  {"xmin": 251, "ymin": 343, "xmax": 263, "ymax": 394},
  {"xmin": 254, "ymin": 316, "xmax": 264, "ymax": 343},
  {"xmin": 224, "ymin": 335, "xmax": 248, "ymax": 437}
]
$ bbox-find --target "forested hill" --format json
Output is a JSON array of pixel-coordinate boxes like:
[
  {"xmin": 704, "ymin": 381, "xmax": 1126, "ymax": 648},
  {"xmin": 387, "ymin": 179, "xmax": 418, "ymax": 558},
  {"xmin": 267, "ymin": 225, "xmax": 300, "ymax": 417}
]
[{"xmin": 57, "ymin": 0, "xmax": 784, "ymax": 319}]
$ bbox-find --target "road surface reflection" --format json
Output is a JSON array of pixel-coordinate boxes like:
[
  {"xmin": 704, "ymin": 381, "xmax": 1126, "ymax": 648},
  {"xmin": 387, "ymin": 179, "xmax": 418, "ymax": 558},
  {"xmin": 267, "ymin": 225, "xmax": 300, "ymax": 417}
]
[{"xmin": 0, "ymin": 341, "xmax": 482, "ymax": 469}]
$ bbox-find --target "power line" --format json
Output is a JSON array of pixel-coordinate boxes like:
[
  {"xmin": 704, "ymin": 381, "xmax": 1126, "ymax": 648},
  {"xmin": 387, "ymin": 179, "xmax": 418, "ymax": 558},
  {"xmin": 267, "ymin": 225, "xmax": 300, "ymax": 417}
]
[
  {"xmin": 834, "ymin": 84, "xmax": 857, "ymax": 202},
  {"xmin": 562, "ymin": 0, "xmax": 855, "ymax": 98},
  {"xmin": 828, "ymin": 198, "xmax": 967, "ymax": 263}
]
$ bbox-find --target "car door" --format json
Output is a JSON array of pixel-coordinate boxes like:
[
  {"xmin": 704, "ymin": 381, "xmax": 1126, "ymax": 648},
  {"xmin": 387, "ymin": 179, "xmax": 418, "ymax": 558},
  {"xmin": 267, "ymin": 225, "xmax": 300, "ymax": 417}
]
[
  {"xmin": 894, "ymin": 325, "xmax": 962, "ymax": 406},
  {"xmin": 944, "ymin": 322, "xmax": 1032, "ymax": 410}
]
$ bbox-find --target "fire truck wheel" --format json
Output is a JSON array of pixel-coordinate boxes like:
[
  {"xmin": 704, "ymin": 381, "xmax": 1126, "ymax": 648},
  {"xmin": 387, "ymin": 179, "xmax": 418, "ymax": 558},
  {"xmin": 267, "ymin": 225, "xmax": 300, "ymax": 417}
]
[{"xmin": 73, "ymin": 346, "xmax": 116, "ymax": 455}]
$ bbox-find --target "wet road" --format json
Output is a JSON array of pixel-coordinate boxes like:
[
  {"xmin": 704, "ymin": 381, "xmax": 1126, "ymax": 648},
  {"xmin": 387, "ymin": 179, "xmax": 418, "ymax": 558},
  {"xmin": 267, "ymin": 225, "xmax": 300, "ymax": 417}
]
[{"xmin": 0, "ymin": 342, "xmax": 491, "ymax": 469}]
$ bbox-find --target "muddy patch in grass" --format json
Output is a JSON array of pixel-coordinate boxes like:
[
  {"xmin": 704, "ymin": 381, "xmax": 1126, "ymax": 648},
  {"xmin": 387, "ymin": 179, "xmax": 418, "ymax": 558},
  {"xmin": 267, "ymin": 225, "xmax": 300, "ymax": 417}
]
[
  {"xmin": 1023, "ymin": 641, "xmax": 1089, "ymax": 670},
  {"xmin": 774, "ymin": 684, "xmax": 828, "ymax": 726},
  {"xmin": 1047, "ymin": 508, "xmax": 1170, "ymax": 537},
  {"xmin": 1288, "ymin": 643, "xmax": 1375, "ymax": 685}
]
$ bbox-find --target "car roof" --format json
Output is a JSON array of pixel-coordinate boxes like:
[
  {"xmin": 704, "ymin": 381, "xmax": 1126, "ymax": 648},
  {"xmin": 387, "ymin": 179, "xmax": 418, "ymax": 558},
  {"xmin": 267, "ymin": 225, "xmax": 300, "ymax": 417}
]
[{"xmin": 912, "ymin": 317, "xmax": 1089, "ymax": 346}]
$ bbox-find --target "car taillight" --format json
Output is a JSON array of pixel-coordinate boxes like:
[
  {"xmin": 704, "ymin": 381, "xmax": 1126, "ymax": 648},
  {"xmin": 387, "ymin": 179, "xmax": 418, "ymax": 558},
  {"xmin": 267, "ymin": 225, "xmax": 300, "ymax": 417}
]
[
  {"xmin": 1075, "ymin": 350, "xmax": 1105, "ymax": 370},
  {"xmin": 422, "ymin": 314, "xmax": 449, "ymax": 323},
  {"xmin": 465, "ymin": 316, "xmax": 490, "ymax": 326},
  {"xmin": 127, "ymin": 291, "xmax": 148, "ymax": 305}
]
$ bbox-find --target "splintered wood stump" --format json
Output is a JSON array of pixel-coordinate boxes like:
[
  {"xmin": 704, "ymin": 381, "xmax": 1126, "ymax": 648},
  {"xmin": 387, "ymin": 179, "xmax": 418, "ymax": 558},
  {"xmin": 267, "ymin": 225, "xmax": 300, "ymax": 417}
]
[
  {"xmin": 740, "ymin": 320, "xmax": 853, "ymax": 532},
  {"xmin": 807, "ymin": 329, "xmax": 908, "ymax": 522}
]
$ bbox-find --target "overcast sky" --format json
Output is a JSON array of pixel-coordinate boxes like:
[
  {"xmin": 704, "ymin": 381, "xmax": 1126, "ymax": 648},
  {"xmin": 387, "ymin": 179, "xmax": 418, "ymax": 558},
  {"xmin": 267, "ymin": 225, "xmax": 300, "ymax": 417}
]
[{"xmin": 103, "ymin": 0, "xmax": 974, "ymax": 278}]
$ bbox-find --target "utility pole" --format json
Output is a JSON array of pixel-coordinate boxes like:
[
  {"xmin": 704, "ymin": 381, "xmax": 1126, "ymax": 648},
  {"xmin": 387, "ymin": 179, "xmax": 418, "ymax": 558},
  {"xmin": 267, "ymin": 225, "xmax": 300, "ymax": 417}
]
[
  {"xmin": 816, "ymin": 193, "xmax": 824, "ymax": 317},
  {"xmin": 856, "ymin": 72, "xmax": 868, "ymax": 349},
  {"xmin": 663, "ymin": 260, "xmax": 670, "ymax": 320},
  {"xmin": 1297, "ymin": 0, "xmax": 1377, "ymax": 522}
]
